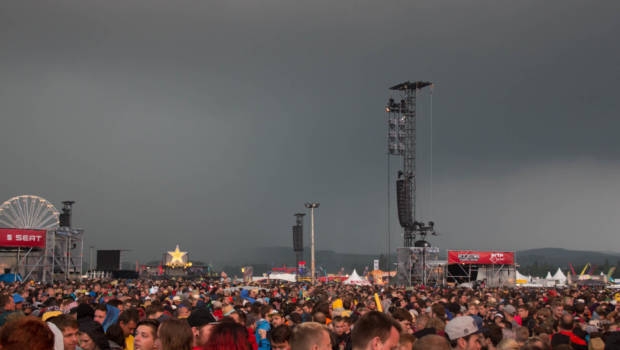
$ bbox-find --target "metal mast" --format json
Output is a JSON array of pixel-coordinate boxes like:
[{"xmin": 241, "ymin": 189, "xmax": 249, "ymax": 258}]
[
  {"xmin": 387, "ymin": 81, "xmax": 432, "ymax": 247},
  {"xmin": 304, "ymin": 202, "xmax": 319, "ymax": 284}
]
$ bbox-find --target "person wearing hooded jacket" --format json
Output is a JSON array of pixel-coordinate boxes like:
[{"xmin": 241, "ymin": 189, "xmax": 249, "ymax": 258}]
[
  {"xmin": 47, "ymin": 321, "xmax": 67, "ymax": 350},
  {"xmin": 255, "ymin": 305, "xmax": 272, "ymax": 350},
  {"xmin": 102, "ymin": 304, "xmax": 121, "ymax": 332}
]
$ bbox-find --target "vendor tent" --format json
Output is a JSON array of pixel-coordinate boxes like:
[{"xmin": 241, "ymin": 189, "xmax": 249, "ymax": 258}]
[
  {"xmin": 516, "ymin": 270, "xmax": 530, "ymax": 284},
  {"xmin": 545, "ymin": 272, "xmax": 553, "ymax": 280},
  {"xmin": 268, "ymin": 272, "xmax": 297, "ymax": 282},
  {"xmin": 343, "ymin": 269, "xmax": 371, "ymax": 286},
  {"xmin": 552, "ymin": 268, "xmax": 567, "ymax": 284}
]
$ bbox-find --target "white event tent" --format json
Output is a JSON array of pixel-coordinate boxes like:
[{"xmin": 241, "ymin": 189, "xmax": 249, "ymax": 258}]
[
  {"xmin": 516, "ymin": 270, "xmax": 530, "ymax": 284},
  {"xmin": 343, "ymin": 269, "xmax": 371, "ymax": 286},
  {"xmin": 552, "ymin": 268, "xmax": 567, "ymax": 285}
]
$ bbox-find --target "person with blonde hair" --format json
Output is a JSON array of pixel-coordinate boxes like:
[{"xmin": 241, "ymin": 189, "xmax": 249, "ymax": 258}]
[
  {"xmin": 412, "ymin": 334, "xmax": 450, "ymax": 350},
  {"xmin": 290, "ymin": 322, "xmax": 332, "ymax": 350},
  {"xmin": 496, "ymin": 338, "xmax": 519, "ymax": 350}
]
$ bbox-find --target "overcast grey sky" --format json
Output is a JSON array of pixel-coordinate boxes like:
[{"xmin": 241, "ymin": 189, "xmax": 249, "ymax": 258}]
[{"xmin": 1, "ymin": 0, "xmax": 619, "ymax": 263}]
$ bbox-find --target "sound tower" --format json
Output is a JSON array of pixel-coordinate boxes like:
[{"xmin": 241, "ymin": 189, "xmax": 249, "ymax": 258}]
[
  {"xmin": 396, "ymin": 179, "xmax": 413, "ymax": 228},
  {"xmin": 59, "ymin": 201, "xmax": 75, "ymax": 227},
  {"xmin": 292, "ymin": 225, "xmax": 303, "ymax": 252},
  {"xmin": 59, "ymin": 213, "xmax": 70, "ymax": 227}
]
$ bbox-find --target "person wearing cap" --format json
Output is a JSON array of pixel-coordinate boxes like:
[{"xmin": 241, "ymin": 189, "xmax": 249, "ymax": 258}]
[
  {"xmin": 444, "ymin": 316, "xmax": 482, "ymax": 350},
  {"xmin": 222, "ymin": 304, "xmax": 240, "ymax": 322},
  {"xmin": 172, "ymin": 295, "xmax": 182, "ymax": 309},
  {"xmin": 187, "ymin": 308, "xmax": 217, "ymax": 350},
  {"xmin": 500, "ymin": 305, "xmax": 519, "ymax": 329},
  {"xmin": 177, "ymin": 304, "xmax": 191, "ymax": 319},
  {"xmin": 270, "ymin": 311, "xmax": 285, "ymax": 328},
  {"xmin": 12, "ymin": 293, "xmax": 25, "ymax": 311}
]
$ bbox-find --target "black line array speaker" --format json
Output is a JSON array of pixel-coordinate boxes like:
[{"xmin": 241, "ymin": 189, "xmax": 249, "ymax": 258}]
[
  {"xmin": 292, "ymin": 225, "xmax": 303, "ymax": 252},
  {"xmin": 396, "ymin": 179, "xmax": 413, "ymax": 228},
  {"xmin": 59, "ymin": 213, "xmax": 70, "ymax": 227}
]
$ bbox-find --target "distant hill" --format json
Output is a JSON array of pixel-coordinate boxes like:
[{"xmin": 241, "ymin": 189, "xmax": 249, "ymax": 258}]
[
  {"xmin": 516, "ymin": 248, "xmax": 620, "ymax": 277},
  {"xmin": 516, "ymin": 248, "xmax": 620, "ymax": 268},
  {"xmin": 140, "ymin": 246, "xmax": 620, "ymax": 277}
]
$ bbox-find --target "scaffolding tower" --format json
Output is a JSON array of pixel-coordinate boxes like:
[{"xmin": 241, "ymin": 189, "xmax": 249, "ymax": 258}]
[
  {"xmin": 386, "ymin": 81, "xmax": 439, "ymax": 285},
  {"xmin": 386, "ymin": 81, "xmax": 434, "ymax": 246},
  {"xmin": 4, "ymin": 228, "xmax": 84, "ymax": 282}
]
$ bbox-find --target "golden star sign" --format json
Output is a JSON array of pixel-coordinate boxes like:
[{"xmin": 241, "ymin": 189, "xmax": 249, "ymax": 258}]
[{"xmin": 168, "ymin": 245, "xmax": 187, "ymax": 265}]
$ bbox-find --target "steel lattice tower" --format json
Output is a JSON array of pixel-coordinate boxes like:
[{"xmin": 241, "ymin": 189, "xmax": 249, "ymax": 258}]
[{"xmin": 386, "ymin": 81, "xmax": 433, "ymax": 247}]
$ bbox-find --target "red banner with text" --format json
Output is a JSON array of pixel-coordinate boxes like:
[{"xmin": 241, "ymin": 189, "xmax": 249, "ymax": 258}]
[
  {"xmin": 448, "ymin": 251, "xmax": 514, "ymax": 265},
  {"xmin": 0, "ymin": 228, "xmax": 46, "ymax": 248}
]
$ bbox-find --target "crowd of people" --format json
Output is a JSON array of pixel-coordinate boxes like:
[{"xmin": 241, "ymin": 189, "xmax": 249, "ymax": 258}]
[{"xmin": 0, "ymin": 278, "xmax": 619, "ymax": 350}]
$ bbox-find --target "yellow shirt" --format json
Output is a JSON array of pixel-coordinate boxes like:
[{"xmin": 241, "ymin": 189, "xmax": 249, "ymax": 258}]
[{"xmin": 125, "ymin": 335, "xmax": 134, "ymax": 350}]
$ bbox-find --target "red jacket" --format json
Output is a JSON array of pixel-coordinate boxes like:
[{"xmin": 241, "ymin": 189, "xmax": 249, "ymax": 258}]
[
  {"xmin": 248, "ymin": 327, "xmax": 258, "ymax": 350},
  {"xmin": 551, "ymin": 330, "xmax": 587, "ymax": 350}
]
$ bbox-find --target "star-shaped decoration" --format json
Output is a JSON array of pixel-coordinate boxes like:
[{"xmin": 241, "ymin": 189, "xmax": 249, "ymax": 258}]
[{"xmin": 167, "ymin": 244, "xmax": 187, "ymax": 265}]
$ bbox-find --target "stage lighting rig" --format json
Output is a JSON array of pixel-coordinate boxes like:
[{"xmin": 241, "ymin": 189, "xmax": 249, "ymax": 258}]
[{"xmin": 386, "ymin": 81, "xmax": 435, "ymax": 247}]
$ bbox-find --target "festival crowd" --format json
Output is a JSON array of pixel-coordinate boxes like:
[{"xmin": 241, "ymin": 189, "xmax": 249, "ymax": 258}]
[{"xmin": 0, "ymin": 279, "xmax": 619, "ymax": 350}]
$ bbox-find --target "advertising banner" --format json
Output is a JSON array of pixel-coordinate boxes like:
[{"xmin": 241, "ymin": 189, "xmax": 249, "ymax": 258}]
[
  {"xmin": 0, "ymin": 228, "xmax": 46, "ymax": 248},
  {"xmin": 448, "ymin": 251, "xmax": 514, "ymax": 265}
]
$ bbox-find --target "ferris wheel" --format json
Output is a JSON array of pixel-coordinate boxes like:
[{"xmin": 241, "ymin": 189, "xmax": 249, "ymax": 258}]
[{"xmin": 0, "ymin": 195, "xmax": 60, "ymax": 230}]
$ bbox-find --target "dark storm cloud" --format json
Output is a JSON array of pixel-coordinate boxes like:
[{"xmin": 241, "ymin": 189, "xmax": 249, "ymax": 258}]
[{"xmin": 1, "ymin": 0, "xmax": 619, "ymax": 263}]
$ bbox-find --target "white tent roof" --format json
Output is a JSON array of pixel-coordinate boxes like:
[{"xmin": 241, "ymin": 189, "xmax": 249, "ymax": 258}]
[
  {"xmin": 343, "ymin": 269, "xmax": 371, "ymax": 286},
  {"xmin": 545, "ymin": 272, "xmax": 553, "ymax": 280},
  {"xmin": 516, "ymin": 270, "xmax": 530, "ymax": 283},
  {"xmin": 267, "ymin": 272, "xmax": 297, "ymax": 282},
  {"xmin": 552, "ymin": 268, "xmax": 567, "ymax": 282}
]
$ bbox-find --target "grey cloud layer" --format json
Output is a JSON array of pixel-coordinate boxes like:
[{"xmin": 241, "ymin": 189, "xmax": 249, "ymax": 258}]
[{"xmin": 1, "ymin": 0, "xmax": 619, "ymax": 262}]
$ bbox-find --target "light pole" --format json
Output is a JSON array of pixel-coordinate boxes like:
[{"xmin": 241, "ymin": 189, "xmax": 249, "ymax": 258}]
[
  {"xmin": 89, "ymin": 246, "xmax": 94, "ymax": 272},
  {"xmin": 304, "ymin": 202, "xmax": 320, "ymax": 284}
]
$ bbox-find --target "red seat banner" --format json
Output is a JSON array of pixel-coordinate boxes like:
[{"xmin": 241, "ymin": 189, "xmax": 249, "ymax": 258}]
[
  {"xmin": 0, "ymin": 228, "xmax": 46, "ymax": 248},
  {"xmin": 448, "ymin": 251, "xmax": 514, "ymax": 265}
]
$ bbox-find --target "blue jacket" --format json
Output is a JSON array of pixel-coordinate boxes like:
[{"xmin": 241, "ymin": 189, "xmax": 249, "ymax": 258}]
[
  {"xmin": 102, "ymin": 304, "xmax": 120, "ymax": 332},
  {"xmin": 241, "ymin": 289, "xmax": 256, "ymax": 304},
  {"xmin": 255, "ymin": 319, "xmax": 271, "ymax": 350}
]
